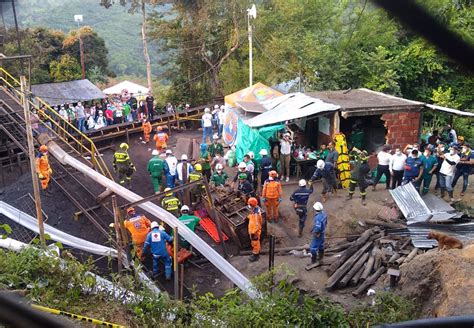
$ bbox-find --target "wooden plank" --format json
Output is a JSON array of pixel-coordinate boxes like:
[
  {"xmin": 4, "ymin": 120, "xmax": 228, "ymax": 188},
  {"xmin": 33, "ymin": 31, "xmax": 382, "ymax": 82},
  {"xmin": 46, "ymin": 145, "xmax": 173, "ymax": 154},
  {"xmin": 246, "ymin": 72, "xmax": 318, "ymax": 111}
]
[
  {"xmin": 352, "ymin": 267, "xmax": 386, "ymax": 297},
  {"xmin": 338, "ymin": 252, "xmax": 370, "ymax": 288}
]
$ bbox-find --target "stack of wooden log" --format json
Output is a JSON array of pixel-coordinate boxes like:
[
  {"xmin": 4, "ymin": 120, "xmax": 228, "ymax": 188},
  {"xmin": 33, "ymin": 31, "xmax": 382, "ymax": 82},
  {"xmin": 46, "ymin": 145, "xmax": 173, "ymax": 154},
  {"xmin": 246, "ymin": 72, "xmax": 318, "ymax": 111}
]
[{"xmin": 323, "ymin": 227, "xmax": 420, "ymax": 296}]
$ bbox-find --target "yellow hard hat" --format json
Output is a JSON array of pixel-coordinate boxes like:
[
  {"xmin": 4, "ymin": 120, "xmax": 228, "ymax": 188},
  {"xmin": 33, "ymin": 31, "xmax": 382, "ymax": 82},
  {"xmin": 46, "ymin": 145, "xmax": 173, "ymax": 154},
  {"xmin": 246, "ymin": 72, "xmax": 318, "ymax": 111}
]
[
  {"xmin": 194, "ymin": 163, "xmax": 202, "ymax": 171},
  {"xmin": 120, "ymin": 143, "xmax": 129, "ymax": 150}
]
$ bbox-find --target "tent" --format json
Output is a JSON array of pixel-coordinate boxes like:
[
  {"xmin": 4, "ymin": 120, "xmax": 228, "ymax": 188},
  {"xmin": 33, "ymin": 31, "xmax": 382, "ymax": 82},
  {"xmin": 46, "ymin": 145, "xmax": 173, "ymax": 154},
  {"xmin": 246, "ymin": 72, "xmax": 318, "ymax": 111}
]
[
  {"xmin": 224, "ymin": 82, "xmax": 283, "ymax": 109},
  {"xmin": 103, "ymin": 81, "xmax": 149, "ymax": 95}
]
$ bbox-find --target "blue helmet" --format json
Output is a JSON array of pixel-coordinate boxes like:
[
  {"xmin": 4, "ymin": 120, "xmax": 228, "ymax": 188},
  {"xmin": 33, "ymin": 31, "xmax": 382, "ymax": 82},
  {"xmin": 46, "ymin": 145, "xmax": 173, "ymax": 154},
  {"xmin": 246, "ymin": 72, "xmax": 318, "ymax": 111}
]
[{"xmin": 200, "ymin": 143, "xmax": 207, "ymax": 150}]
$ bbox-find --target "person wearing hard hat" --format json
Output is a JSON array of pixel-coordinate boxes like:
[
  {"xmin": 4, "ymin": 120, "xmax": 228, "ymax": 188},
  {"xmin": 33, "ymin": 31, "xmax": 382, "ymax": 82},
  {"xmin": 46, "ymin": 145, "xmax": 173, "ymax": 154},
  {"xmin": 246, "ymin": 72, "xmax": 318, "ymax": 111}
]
[
  {"xmin": 217, "ymin": 105, "xmax": 225, "ymax": 139},
  {"xmin": 176, "ymin": 154, "xmax": 194, "ymax": 185},
  {"xmin": 153, "ymin": 126, "xmax": 169, "ymax": 151},
  {"xmin": 164, "ymin": 149, "xmax": 178, "ymax": 188},
  {"xmin": 290, "ymin": 179, "xmax": 314, "ymax": 237},
  {"xmin": 232, "ymin": 161, "xmax": 253, "ymax": 187},
  {"xmin": 247, "ymin": 151, "xmax": 259, "ymax": 190},
  {"xmin": 142, "ymin": 221, "xmax": 173, "ymax": 280},
  {"xmin": 142, "ymin": 118, "xmax": 153, "ymax": 144},
  {"xmin": 310, "ymin": 202, "xmax": 327, "ymax": 263},
  {"xmin": 211, "ymin": 163, "xmax": 228, "ymax": 187},
  {"xmin": 147, "ymin": 149, "xmax": 164, "ymax": 193},
  {"xmin": 347, "ymin": 150, "xmax": 371, "ymax": 205},
  {"xmin": 199, "ymin": 143, "xmax": 212, "ymax": 181},
  {"xmin": 178, "ymin": 205, "xmax": 201, "ymax": 248},
  {"xmin": 36, "ymin": 145, "xmax": 53, "ymax": 193},
  {"xmin": 279, "ymin": 132, "xmax": 293, "ymax": 182},
  {"xmin": 189, "ymin": 163, "xmax": 205, "ymax": 203},
  {"xmin": 208, "ymin": 134, "xmax": 224, "ymax": 157},
  {"xmin": 259, "ymin": 149, "xmax": 273, "ymax": 186},
  {"xmin": 113, "ymin": 143, "xmax": 136, "ymax": 188},
  {"xmin": 237, "ymin": 172, "xmax": 255, "ymax": 202},
  {"xmin": 124, "ymin": 207, "xmax": 151, "ymax": 260},
  {"xmin": 246, "ymin": 197, "xmax": 263, "ymax": 262},
  {"xmin": 201, "ymin": 107, "xmax": 213, "ymax": 144},
  {"xmin": 262, "ymin": 170, "xmax": 282, "ymax": 223},
  {"xmin": 311, "ymin": 159, "xmax": 338, "ymax": 202},
  {"xmin": 161, "ymin": 188, "xmax": 181, "ymax": 217}
]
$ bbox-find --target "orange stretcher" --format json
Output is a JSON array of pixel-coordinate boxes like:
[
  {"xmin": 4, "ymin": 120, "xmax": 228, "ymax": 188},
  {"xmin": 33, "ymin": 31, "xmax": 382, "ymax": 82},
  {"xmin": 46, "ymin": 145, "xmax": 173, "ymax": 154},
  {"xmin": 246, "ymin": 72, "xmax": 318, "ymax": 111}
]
[{"xmin": 194, "ymin": 211, "xmax": 229, "ymax": 243}]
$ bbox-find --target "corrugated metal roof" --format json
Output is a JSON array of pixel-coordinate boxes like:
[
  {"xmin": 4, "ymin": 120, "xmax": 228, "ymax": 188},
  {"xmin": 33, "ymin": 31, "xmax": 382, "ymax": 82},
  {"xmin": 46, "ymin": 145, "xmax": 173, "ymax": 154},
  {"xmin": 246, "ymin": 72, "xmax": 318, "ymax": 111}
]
[
  {"xmin": 425, "ymin": 104, "xmax": 474, "ymax": 117},
  {"xmin": 31, "ymin": 79, "xmax": 106, "ymax": 106}
]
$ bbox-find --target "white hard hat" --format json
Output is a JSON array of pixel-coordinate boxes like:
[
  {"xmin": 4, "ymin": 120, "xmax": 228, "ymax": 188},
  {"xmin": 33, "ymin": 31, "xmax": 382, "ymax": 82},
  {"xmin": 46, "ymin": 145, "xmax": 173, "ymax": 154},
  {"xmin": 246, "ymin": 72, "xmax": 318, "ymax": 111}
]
[
  {"xmin": 214, "ymin": 105, "xmax": 219, "ymax": 109},
  {"xmin": 216, "ymin": 163, "xmax": 223, "ymax": 170},
  {"xmin": 166, "ymin": 149, "xmax": 172, "ymax": 155},
  {"xmin": 181, "ymin": 205, "xmax": 190, "ymax": 212},
  {"xmin": 152, "ymin": 149, "xmax": 159, "ymax": 156},
  {"xmin": 317, "ymin": 160, "xmax": 325, "ymax": 170},
  {"xmin": 284, "ymin": 132, "xmax": 290, "ymax": 137},
  {"xmin": 220, "ymin": 105, "xmax": 225, "ymax": 110},
  {"xmin": 259, "ymin": 149, "xmax": 268, "ymax": 156},
  {"xmin": 151, "ymin": 221, "xmax": 159, "ymax": 229},
  {"xmin": 204, "ymin": 107, "xmax": 210, "ymax": 113},
  {"xmin": 299, "ymin": 179, "xmax": 307, "ymax": 187},
  {"xmin": 213, "ymin": 134, "xmax": 219, "ymax": 140},
  {"xmin": 247, "ymin": 151, "xmax": 254, "ymax": 159},
  {"xmin": 238, "ymin": 162, "xmax": 247, "ymax": 169},
  {"xmin": 313, "ymin": 202, "xmax": 324, "ymax": 211},
  {"xmin": 181, "ymin": 154, "xmax": 188, "ymax": 160}
]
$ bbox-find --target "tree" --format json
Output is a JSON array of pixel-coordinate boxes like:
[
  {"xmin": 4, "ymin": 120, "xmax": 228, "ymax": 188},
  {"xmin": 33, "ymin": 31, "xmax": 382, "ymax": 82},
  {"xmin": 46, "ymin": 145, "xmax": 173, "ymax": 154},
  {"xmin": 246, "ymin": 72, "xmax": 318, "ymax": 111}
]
[{"xmin": 49, "ymin": 54, "xmax": 82, "ymax": 82}]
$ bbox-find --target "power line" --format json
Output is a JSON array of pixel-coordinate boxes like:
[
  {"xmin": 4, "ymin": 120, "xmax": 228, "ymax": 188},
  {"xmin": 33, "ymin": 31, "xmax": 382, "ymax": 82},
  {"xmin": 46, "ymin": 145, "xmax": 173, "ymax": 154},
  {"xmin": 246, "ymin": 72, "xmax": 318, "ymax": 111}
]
[{"xmin": 253, "ymin": 35, "xmax": 299, "ymax": 76}]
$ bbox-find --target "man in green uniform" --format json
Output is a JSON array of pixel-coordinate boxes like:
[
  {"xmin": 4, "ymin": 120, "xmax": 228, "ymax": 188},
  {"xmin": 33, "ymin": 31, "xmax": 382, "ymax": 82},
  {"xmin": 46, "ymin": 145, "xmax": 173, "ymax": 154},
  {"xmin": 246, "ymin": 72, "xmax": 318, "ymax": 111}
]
[
  {"xmin": 420, "ymin": 146, "xmax": 438, "ymax": 195},
  {"xmin": 211, "ymin": 163, "xmax": 228, "ymax": 186},
  {"xmin": 147, "ymin": 149, "xmax": 164, "ymax": 193},
  {"xmin": 208, "ymin": 135, "xmax": 224, "ymax": 157},
  {"xmin": 178, "ymin": 205, "xmax": 201, "ymax": 248},
  {"xmin": 113, "ymin": 143, "xmax": 135, "ymax": 188},
  {"xmin": 161, "ymin": 188, "xmax": 181, "ymax": 217}
]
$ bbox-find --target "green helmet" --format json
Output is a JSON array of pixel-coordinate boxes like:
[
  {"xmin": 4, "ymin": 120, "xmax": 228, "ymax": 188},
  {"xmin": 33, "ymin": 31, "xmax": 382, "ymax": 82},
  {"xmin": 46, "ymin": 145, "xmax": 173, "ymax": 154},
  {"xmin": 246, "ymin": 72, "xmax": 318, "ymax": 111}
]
[{"xmin": 238, "ymin": 173, "xmax": 247, "ymax": 180}]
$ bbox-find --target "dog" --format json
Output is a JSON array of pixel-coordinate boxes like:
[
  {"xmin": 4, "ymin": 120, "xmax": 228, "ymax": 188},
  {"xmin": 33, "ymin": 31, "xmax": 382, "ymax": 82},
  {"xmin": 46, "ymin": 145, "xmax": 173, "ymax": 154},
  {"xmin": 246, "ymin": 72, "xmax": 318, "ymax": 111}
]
[{"xmin": 427, "ymin": 231, "xmax": 463, "ymax": 251}]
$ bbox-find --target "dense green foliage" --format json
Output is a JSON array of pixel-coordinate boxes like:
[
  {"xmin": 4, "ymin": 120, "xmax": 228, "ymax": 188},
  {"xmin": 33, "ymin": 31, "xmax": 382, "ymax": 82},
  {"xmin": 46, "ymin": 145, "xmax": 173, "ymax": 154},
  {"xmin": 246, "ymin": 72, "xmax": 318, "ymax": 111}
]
[{"xmin": 0, "ymin": 248, "xmax": 417, "ymax": 327}]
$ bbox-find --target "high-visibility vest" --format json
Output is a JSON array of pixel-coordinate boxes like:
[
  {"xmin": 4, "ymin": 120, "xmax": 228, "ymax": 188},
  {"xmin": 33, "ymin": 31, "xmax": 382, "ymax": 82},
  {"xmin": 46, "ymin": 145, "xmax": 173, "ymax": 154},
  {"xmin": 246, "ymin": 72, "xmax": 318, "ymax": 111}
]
[{"xmin": 162, "ymin": 196, "xmax": 180, "ymax": 211}]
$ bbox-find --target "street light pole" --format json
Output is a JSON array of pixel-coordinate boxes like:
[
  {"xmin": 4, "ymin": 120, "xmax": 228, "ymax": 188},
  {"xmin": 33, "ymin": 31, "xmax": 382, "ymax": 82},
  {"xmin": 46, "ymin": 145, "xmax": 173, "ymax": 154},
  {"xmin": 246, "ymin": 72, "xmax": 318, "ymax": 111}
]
[
  {"xmin": 74, "ymin": 15, "xmax": 85, "ymax": 79},
  {"xmin": 247, "ymin": 4, "xmax": 257, "ymax": 87}
]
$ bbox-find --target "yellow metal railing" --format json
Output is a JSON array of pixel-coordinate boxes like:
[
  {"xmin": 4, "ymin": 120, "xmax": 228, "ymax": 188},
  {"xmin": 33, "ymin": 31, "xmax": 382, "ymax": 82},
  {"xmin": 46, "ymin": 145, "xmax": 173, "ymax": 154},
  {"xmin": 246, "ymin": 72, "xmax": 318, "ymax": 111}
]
[{"xmin": 0, "ymin": 67, "xmax": 113, "ymax": 180}]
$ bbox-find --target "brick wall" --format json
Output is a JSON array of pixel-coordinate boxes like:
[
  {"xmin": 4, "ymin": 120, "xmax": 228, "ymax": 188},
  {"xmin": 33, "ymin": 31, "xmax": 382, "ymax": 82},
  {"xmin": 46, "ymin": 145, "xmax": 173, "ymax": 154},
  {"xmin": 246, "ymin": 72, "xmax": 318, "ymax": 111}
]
[{"xmin": 381, "ymin": 112, "xmax": 421, "ymax": 150}]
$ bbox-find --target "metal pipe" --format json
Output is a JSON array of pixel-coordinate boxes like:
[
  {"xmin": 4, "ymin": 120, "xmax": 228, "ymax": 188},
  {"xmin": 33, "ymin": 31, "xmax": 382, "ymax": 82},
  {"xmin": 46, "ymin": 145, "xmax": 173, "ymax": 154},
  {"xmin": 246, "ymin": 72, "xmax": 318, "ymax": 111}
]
[{"xmin": 39, "ymin": 135, "xmax": 257, "ymax": 298}]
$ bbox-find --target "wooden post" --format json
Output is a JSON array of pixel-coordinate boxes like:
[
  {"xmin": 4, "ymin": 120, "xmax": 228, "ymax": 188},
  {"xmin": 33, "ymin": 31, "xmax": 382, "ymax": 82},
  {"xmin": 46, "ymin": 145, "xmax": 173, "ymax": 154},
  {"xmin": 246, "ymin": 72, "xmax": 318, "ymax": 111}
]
[
  {"xmin": 111, "ymin": 195, "xmax": 123, "ymax": 272},
  {"xmin": 173, "ymin": 226, "xmax": 179, "ymax": 299},
  {"xmin": 179, "ymin": 263, "xmax": 184, "ymax": 300},
  {"xmin": 21, "ymin": 75, "xmax": 46, "ymax": 247}
]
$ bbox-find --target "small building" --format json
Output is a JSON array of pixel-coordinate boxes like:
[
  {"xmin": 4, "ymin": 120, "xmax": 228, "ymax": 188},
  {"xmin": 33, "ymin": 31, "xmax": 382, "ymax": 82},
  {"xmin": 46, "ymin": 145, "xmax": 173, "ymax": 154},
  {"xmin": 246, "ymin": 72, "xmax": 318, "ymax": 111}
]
[{"xmin": 31, "ymin": 79, "xmax": 106, "ymax": 106}]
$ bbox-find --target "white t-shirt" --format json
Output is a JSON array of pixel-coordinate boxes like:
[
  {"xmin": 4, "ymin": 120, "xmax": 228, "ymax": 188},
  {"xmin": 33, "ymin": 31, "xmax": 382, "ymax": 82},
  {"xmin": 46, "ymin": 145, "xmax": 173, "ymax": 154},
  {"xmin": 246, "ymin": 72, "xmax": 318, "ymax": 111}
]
[
  {"xmin": 218, "ymin": 111, "xmax": 225, "ymax": 125},
  {"xmin": 377, "ymin": 151, "xmax": 392, "ymax": 165},
  {"xmin": 202, "ymin": 113, "xmax": 212, "ymax": 127},
  {"xmin": 390, "ymin": 153, "xmax": 407, "ymax": 171},
  {"xmin": 439, "ymin": 153, "xmax": 460, "ymax": 176},
  {"xmin": 280, "ymin": 139, "xmax": 292, "ymax": 155}
]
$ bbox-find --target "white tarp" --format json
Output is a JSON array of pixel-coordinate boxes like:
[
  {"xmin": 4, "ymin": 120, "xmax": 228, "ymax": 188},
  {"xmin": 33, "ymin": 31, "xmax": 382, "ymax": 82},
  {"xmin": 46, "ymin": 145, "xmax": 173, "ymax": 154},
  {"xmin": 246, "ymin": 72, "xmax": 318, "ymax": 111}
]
[
  {"xmin": 103, "ymin": 80, "xmax": 149, "ymax": 95},
  {"xmin": 247, "ymin": 92, "xmax": 340, "ymax": 128}
]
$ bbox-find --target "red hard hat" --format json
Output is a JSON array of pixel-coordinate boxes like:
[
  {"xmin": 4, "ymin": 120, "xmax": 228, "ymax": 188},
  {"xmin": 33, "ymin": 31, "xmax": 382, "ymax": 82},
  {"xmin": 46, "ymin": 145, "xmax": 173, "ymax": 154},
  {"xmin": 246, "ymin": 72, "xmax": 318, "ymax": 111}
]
[
  {"xmin": 157, "ymin": 126, "xmax": 163, "ymax": 131},
  {"xmin": 247, "ymin": 197, "xmax": 258, "ymax": 207},
  {"xmin": 269, "ymin": 170, "xmax": 278, "ymax": 178},
  {"xmin": 39, "ymin": 145, "xmax": 48, "ymax": 152}
]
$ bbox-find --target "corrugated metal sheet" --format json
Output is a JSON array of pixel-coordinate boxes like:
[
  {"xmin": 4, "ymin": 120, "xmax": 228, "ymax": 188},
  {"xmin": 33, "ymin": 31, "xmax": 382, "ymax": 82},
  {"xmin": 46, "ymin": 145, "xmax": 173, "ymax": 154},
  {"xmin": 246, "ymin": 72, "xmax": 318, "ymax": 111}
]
[
  {"xmin": 425, "ymin": 104, "xmax": 474, "ymax": 117},
  {"xmin": 31, "ymin": 79, "xmax": 106, "ymax": 106},
  {"xmin": 389, "ymin": 183, "xmax": 458, "ymax": 224}
]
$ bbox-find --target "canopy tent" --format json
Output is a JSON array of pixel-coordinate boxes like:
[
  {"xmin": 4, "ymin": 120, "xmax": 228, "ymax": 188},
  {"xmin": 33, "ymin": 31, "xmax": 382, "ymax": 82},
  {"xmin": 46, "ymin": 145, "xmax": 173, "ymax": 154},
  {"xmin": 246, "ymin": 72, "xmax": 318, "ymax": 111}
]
[
  {"xmin": 247, "ymin": 92, "xmax": 340, "ymax": 128},
  {"xmin": 102, "ymin": 80, "xmax": 149, "ymax": 95},
  {"xmin": 31, "ymin": 79, "xmax": 105, "ymax": 106},
  {"xmin": 224, "ymin": 82, "xmax": 283, "ymax": 109}
]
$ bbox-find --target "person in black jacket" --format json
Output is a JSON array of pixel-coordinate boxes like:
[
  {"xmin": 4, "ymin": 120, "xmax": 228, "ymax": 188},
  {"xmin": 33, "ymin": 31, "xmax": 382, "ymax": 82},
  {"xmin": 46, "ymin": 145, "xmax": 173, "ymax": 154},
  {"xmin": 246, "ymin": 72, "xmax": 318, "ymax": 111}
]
[
  {"xmin": 347, "ymin": 150, "xmax": 371, "ymax": 205},
  {"xmin": 259, "ymin": 149, "xmax": 273, "ymax": 186},
  {"xmin": 290, "ymin": 179, "xmax": 314, "ymax": 237}
]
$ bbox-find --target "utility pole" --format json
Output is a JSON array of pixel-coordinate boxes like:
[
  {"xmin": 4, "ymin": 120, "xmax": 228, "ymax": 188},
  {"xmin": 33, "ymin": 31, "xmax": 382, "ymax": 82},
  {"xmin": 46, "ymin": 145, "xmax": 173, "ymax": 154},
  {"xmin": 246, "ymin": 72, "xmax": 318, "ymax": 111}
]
[
  {"xmin": 21, "ymin": 75, "xmax": 46, "ymax": 247},
  {"xmin": 247, "ymin": 4, "xmax": 257, "ymax": 87},
  {"xmin": 74, "ymin": 15, "xmax": 86, "ymax": 79}
]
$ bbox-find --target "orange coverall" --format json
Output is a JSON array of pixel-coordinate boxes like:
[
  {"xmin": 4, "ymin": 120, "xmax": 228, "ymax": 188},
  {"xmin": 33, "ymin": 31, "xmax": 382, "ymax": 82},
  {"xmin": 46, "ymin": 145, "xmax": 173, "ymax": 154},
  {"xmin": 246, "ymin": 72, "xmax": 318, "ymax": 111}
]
[
  {"xmin": 36, "ymin": 153, "xmax": 52, "ymax": 190},
  {"xmin": 154, "ymin": 132, "xmax": 169, "ymax": 151},
  {"xmin": 124, "ymin": 215, "xmax": 151, "ymax": 259},
  {"xmin": 143, "ymin": 121, "xmax": 152, "ymax": 143},
  {"xmin": 262, "ymin": 179, "xmax": 282, "ymax": 222},
  {"xmin": 248, "ymin": 207, "xmax": 263, "ymax": 255}
]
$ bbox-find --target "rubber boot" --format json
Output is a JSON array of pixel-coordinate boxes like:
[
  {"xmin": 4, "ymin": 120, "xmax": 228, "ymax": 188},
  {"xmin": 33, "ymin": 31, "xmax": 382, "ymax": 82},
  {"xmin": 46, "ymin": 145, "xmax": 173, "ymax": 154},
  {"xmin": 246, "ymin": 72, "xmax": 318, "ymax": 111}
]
[
  {"xmin": 361, "ymin": 195, "xmax": 367, "ymax": 206},
  {"xmin": 318, "ymin": 249, "xmax": 324, "ymax": 260},
  {"xmin": 346, "ymin": 193, "xmax": 353, "ymax": 200},
  {"xmin": 298, "ymin": 226, "xmax": 303, "ymax": 238},
  {"xmin": 248, "ymin": 253, "xmax": 259, "ymax": 262},
  {"xmin": 311, "ymin": 253, "xmax": 317, "ymax": 264}
]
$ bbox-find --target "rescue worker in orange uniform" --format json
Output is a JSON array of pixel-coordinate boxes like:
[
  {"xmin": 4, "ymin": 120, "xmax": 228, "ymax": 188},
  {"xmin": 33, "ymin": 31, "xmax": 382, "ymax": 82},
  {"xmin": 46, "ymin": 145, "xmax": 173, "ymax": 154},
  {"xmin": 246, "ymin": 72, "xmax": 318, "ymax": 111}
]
[
  {"xmin": 124, "ymin": 207, "xmax": 151, "ymax": 260},
  {"xmin": 36, "ymin": 145, "xmax": 52, "ymax": 193},
  {"xmin": 142, "ymin": 119, "xmax": 152, "ymax": 144},
  {"xmin": 153, "ymin": 126, "xmax": 169, "ymax": 151},
  {"xmin": 261, "ymin": 170, "xmax": 282, "ymax": 223},
  {"xmin": 247, "ymin": 197, "xmax": 263, "ymax": 262}
]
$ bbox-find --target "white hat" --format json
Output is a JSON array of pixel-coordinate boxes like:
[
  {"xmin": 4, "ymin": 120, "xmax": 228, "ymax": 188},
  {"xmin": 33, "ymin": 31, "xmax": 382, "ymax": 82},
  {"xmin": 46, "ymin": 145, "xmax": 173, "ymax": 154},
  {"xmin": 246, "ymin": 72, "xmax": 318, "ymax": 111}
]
[
  {"xmin": 247, "ymin": 151, "xmax": 254, "ymax": 159},
  {"xmin": 284, "ymin": 132, "xmax": 290, "ymax": 137},
  {"xmin": 299, "ymin": 179, "xmax": 307, "ymax": 187},
  {"xmin": 216, "ymin": 163, "xmax": 223, "ymax": 170},
  {"xmin": 166, "ymin": 149, "xmax": 172, "ymax": 155},
  {"xmin": 212, "ymin": 134, "xmax": 219, "ymax": 140},
  {"xmin": 214, "ymin": 105, "xmax": 219, "ymax": 109},
  {"xmin": 181, "ymin": 205, "xmax": 190, "ymax": 212},
  {"xmin": 259, "ymin": 149, "xmax": 268, "ymax": 156},
  {"xmin": 151, "ymin": 221, "xmax": 159, "ymax": 229},
  {"xmin": 181, "ymin": 154, "xmax": 188, "ymax": 160},
  {"xmin": 238, "ymin": 162, "xmax": 247, "ymax": 169},
  {"xmin": 220, "ymin": 105, "xmax": 225, "ymax": 110},
  {"xmin": 317, "ymin": 160, "xmax": 325, "ymax": 170},
  {"xmin": 313, "ymin": 202, "xmax": 324, "ymax": 211},
  {"xmin": 152, "ymin": 150, "xmax": 159, "ymax": 156},
  {"xmin": 204, "ymin": 108, "xmax": 210, "ymax": 113}
]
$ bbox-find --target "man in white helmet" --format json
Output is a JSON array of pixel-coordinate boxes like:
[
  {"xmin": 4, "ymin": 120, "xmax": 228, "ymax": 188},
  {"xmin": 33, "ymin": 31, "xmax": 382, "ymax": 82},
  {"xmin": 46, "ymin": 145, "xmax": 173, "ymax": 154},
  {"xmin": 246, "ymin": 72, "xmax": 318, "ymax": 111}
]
[
  {"xmin": 202, "ymin": 107, "xmax": 213, "ymax": 144},
  {"xmin": 178, "ymin": 205, "xmax": 201, "ymax": 248},
  {"xmin": 259, "ymin": 148, "xmax": 273, "ymax": 185},
  {"xmin": 311, "ymin": 159, "xmax": 337, "ymax": 202},
  {"xmin": 232, "ymin": 161, "xmax": 252, "ymax": 186},
  {"xmin": 290, "ymin": 179, "xmax": 314, "ymax": 237},
  {"xmin": 147, "ymin": 149, "xmax": 164, "ymax": 193},
  {"xmin": 310, "ymin": 202, "xmax": 328, "ymax": 263},
  {"xmin": 211, "ymin": 163, "xmax": 228, "ymax": 187},
  {"xmin": 164, "ymin": 149, "xmax": 178, "ymax": 188},
  {"xmin": 218, "ymin": 105, "xmax": 225, "ymax": 139},
  {"xmin": 176, "ymin": 154, "xmax": 193, "ymax": 185}
]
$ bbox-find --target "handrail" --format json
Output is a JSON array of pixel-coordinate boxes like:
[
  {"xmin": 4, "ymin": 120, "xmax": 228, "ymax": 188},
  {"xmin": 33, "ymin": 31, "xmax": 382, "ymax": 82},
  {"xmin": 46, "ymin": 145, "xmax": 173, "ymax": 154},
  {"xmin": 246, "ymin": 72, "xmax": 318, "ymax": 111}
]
[{"xmin": 0, "ymin": 68, "xmax": 113, "ymax": 180}]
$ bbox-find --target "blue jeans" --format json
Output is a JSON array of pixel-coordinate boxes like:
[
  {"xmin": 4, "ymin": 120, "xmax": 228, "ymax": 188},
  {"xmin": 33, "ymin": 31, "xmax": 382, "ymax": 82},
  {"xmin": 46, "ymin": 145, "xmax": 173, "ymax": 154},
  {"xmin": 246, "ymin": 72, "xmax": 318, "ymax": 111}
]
[
  {"xmin": 202, "ymin": 126, "xmax": 212, "ymax": 143},
  {"xmin": 152, "ymin": 253, "xmax": 172, "ymax": 279},
  {"xmin": 452, "ymin": 170, "xmax": 469, "ymax": 193},
  {"xmin": 310, "ymin": 235, "xmax": 324, "ymax": 255},
  {"xmin": 439, "ymin": 173, "xmax": 454, "ymax": 192},
  {"xmin": 218, "ymin": 124, "xmax": 224, "ymax": 138},
  {"xmin": 77, "ymin": 117, "xmax": 86, "ymax": 132}
]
